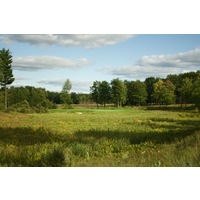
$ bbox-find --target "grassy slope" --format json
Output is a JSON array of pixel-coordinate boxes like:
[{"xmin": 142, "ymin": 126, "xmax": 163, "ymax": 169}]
[{"xmin": 0, "ymin": 107, "xmax": 200, "ymax": 166}]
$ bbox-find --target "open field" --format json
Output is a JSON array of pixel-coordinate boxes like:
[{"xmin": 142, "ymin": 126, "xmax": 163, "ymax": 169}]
[{"xmin": 0, "ymin": 107, "xmax": 200, "ymax": 166}]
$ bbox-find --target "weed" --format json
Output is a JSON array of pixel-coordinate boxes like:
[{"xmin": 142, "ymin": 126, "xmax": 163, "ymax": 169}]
[{"xmin": 0, "ymin": 107, "xmax": 200, "ymax": 166}]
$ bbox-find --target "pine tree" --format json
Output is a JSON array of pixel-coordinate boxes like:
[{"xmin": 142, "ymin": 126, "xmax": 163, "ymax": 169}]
[{"xmin": 0, "ymin": 48, "xmax": 15, "ymax": 111}]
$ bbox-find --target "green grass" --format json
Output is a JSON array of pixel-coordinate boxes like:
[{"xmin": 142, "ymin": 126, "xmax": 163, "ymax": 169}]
[{"xmin": 0, "ymin": 107, "xmax": 200, "ymax": 166}]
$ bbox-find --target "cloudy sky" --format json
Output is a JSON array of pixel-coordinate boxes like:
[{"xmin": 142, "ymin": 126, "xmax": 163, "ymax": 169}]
[{"xmin": 0, "ymin": 34, "xmax": 200, "ymax": 93}]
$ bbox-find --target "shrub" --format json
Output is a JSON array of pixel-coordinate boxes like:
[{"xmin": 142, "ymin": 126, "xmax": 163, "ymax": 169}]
[
  {"xmin": 40, "ymin": 146, "xmax": 66, "ymax": 167},
  {"xmin": 70, "ymin": 142, "xmax": 90, "ymax": 159},
  {"xmin": 8, "ymin": 100, "xmax": 32, "ymax": 113}
]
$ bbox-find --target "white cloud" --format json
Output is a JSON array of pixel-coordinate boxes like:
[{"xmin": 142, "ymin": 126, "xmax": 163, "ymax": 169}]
[
  {"xmin": 2, "ymin": 34, "xmax": 135, "ymax": 48},
  {"xmin": 103, "ymin": 65, "xmax": 182, "ymax": 80},
  {"xmin": 137, "ymin": 48, "xmax": 200, "ymax": 68},
  {"xmin": 102, "ymin": 48, "xmax": 200, "ymax": 79},
  {"xmin": 37, "ymin": 79, "xmax": 92, "ymax": 93},
  {"xmin": 13, "ymin": 56, "xmax": 91, "ymax": 71},
  {"xmin": 14, "ymin": 77, "xmax": 30, "ymax": 81},
  {"xmin": 37, "ymin": 79, "xmax": 64, "ymax": 86}
]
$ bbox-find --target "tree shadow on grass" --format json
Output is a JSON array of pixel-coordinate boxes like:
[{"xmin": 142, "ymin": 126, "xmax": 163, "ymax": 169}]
[
  {"xmin": 0, "ymin": 127, "xmax": 69, "ymax": 146},
  {"xmin": 0, "ymin": 117, "xmax": 200, "ymax": 146},
  {"xmin": 145, "ymin": 105, "xmax": 196, "ymax": 112},
  {"xmin": 73, "ymin": 122, "xmax": 200, "ymax": 145}
]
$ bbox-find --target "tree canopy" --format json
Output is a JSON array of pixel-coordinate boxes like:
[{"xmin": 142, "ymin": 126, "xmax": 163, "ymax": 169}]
[{"xmin": 0, "ymin": 48, "xmax": 15, "ymax": 111}]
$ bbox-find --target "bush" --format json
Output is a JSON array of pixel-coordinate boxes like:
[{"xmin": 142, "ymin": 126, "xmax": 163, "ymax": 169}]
[
  {"xmin": 70, "ymin": 142, "xmax": 90, "ymax": 159},
  {"xmin": 8, "ymin": 100, "xmax": 32, "ymax": 113},
  {"xmin": 40, "ymin": 146, "xmax": 67, "ymax": 167}
]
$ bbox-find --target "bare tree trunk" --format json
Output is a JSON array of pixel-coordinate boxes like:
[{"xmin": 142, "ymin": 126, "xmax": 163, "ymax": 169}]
[{"xmin": 4, "ymin": 86, "xmax": 7, "ymax": 111}]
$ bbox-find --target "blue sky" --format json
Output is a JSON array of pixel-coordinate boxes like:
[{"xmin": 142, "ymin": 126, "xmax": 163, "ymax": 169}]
[{"xmin": 0, "ymin": 34, "xmax": 200, "ymax": 93}]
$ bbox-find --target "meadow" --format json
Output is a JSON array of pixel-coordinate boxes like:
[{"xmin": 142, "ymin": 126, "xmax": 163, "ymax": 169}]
[{"xmin": 0, "ymin": 106, "xmax": 200, "ymax": 167}]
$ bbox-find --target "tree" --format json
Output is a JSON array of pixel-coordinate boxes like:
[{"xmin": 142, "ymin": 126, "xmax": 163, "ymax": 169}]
[
  {"xmin": 47, "ymin": 91, "xmax": 61, "ymax": 104},
  {"xmin": 0, "ymin": 60, "xmax": 3, "ymax": 82},
  {"xmin": 90, "ymin": 81, "xmax": 100, "ymax": 108},
  {"xmin": 127, "ymin": 80, "xmax": 147, "ymax": 106},
  {"xmin": 99, "ymin": 81, "xmax": 111, "ymax": 107},
  {"xmin": 0, "ymin": 48, "xmax": 15, "ymax": 111},
  {"xmin": 7, "ymin": 86, "xmax": 51, "ymax": 113},
  {"xmin": 78, "ymin": 93, "xmax": 92, "ymax": 104},
  {"xmin": 8, "ymin": 86, "xmax": 29, "ymax": 106},
  {"xmin": 192, "ymin": 77, "xmax": 200, "ymax": 111},
  {"xmin": 111, "ymin": 78, "xmax": 127, "ymax": 107},
  {"xmin": 153, "ymin": 79, "xmax": 175, "ymax": 105},
  {"xmin": 60, "ymin": 79, "xmax": 72, "ymax": 108},
  {"xmin": 70, "ymin": 92, "xmax": 80, "ymax": 104},
  {"xmin": 178, "ymin": 78, "xmax": 193, "ymax": 107},
  {"xmin": 62, "ymin": 79, "xmax": 72, "ymax": 93},
  {"xmin": 145, "ymin": 77, "xmax": 159, "ymax": 104}
]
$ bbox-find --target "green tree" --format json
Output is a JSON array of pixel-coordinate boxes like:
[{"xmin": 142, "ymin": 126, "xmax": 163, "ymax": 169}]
[
  {"xmin": 78, "ymin": 93, "xmax": 92, "ymax": 104},
  {"xmin": 111, "ymin": 78, "xmax": 127, "ymax": 107},
  {"xmin": 62, "ymin": 79, "xmax": 72, "ymax": 93},
  {"xmin": 99, "ymin": 81, "xmax": 111, "ymax": 107},
  {"xmin": 70, "ymin": 92, "xmax": 80, "ymax": 104},
  {"xmin": 127, "ymin": 80, "xmax": 147, "ymax": 106},
  {"xmin": 153, "ymin": 79, "xmax": 175, "ymax": 105},
  {"xmin": 178, "ymin": 78, "xmax": 193, "ymax": 107},
  {"xmin": 90, "ymin": 81, "xmax": 100, "ymax": 108},
  {"xmin": 8, "ymin": 86, "xmax": 29, "ymax": 106},
  {"xmin": 47, "ymin": 91, "xmax": 61, "ymax": 104},
  {"xmin": 0, "ymin": 60, "xmax": 3, "ymax": 82},
  {"xmin": 145, "ymin": 77, "xmax": 159, "ymax": 104},
  {"xmin": 192, "ymin": 77, "xmax": 200, "ymax": 111},
  {"xmin": 60, "ymin": 79, "xmax": 72, "ymax": 108},
  {"xmin": 0, "ymin": 48, "xmax": 15, "ymax": 111}
]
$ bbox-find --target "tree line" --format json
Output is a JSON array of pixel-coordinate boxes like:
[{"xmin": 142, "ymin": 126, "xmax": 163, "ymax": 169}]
[
  {"xmin": 1, "ymin": 47, "xmax": 200, "ymax": 112},
  {"xmin": 90, "ymin": 71, "xmax": 200, "ymax": 110},
  {"xmin": 0, "ymin": 85, "xmax": 92, "ymax": 113},
  {"xmin": 0, "ymin": 48, "xmax": 92, "ymax": 112}
]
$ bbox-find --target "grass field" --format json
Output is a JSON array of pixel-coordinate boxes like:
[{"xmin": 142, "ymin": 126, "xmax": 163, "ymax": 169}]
[{"xmin": 0, "ymin": 106, "xmax": 200, "ymax": 166}]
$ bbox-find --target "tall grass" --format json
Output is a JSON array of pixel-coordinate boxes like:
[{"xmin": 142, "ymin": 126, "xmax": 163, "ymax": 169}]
[{"xmin": 0, "ymin": 107, "xmax": 200, "ymax": 166}]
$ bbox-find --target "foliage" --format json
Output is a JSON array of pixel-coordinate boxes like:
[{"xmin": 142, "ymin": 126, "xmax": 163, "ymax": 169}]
[
  {"xmin": 99, "ymin": 81, "xmax": 111, "ymax": 107},
  {"xmin": 0, "ymin": 48, "xmax": 15, "ymax": 111},
  {"xmin": 192, "ymin": 77, "xmax": 200, "ymax": 111},
  {"xmin": 47, "ymin": 91, "xmax": 61, "ymax": 104},
  {"xmin": 90, "ymin": 81, "xmax": 100, "ymax": 108},
  {"xmin": 127, "ymin": 80, "xmax": 147, "ymax": 106},
  {"xmin": 5, "ymin": 86, "xmax": 51, "ymax": 113},
  {"xmin": 145, "ymin": 77, "xmax": 159, "ymax": 104},
  {"xmin": 60, "ymin": 92, "xmax": 72, "ymax": 108},
  {"xmin": 62, "ymin": 79, "xmax": 72, "ymax": 94},
  {"xmin": 8, "ymin": 100, "xmax": 32, "ymax": 113},
  {"xmin": 70, "ymin": 92, "xmax": 80, "ymax": 104},
  {"xmin": 153, "ymin": 79, "xmax": 175, "ymax": 105},
  {"xmin": 1, "ymin": 107, "xmax": 200, "ymax": 166},
  {"xmin": 0, "ymin": 60, "xmax": 3, "ymax": 82},
  {"xmin": 111, "ymin": 78, "xmax": 127, "ymax": 107},
  {"xmin": 178, "ymin": 78, "xmax": 193, "ymax": 106},
  {"xmin": 60, "ymin": 79, "xmax": 72, "ymax": 108}
]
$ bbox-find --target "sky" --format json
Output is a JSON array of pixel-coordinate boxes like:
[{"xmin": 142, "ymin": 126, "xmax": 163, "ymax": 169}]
[{"xmin": 0, "ymin": 34, "xmax": 200, "ymax": 93}]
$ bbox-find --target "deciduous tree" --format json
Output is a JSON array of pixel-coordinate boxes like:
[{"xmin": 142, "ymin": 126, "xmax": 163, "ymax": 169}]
[
  {"xmin": 90, "ymin": 81, "xmax": 100, "ymax": 108},
  {"xmin": 111, "ymin": 78, "xmax": 127, "ymax": 107},
  {"xmin": 60, "ymin": 79, "xmax": 72, "ymax": 108},
  {"xmin": 145, "ymin": 77, "xmax": 159, "ymax": 104},
  {"xmin": 99, "ymin": 81, "xmax": 111, "ymax": 107},
  {"xmin": 178, "ymin": 78, "xmax": 193, "ymax": 107},
  {"xmin": 153, "ymin": 79, "xmax": 175, "ymax": 105},
  {"xmin": 127, "ymin": 80, "xmax": 147, "ymax": 106},
  {"xmin": 192, "ymin": 77, "xmax": 200, "ymax": 111}
]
